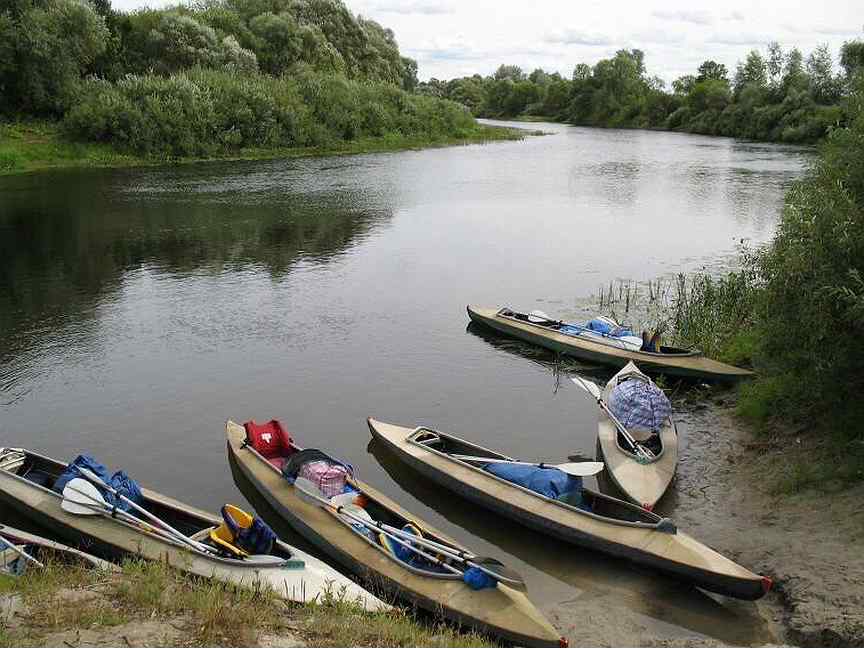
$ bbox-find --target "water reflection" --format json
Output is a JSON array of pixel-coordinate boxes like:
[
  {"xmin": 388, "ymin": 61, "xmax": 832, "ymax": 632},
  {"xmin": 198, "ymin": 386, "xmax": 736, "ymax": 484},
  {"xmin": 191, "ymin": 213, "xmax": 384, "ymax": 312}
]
[{"xmin": 0, "ymin": 169, "xmax": 393, "ymax": 402}]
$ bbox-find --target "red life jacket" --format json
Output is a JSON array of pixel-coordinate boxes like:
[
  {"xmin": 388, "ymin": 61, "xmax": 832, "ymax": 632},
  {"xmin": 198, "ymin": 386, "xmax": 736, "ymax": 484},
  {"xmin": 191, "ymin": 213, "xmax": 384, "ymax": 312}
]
[{"xmin": 244, "ymin": 419, "xmax": 293, "ymax": 461}]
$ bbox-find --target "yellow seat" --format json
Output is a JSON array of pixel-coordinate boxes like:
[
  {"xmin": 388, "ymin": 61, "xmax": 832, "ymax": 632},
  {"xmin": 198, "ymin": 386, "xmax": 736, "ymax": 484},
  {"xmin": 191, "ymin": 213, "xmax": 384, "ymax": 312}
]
[{"xmin": 209, "ymin": 504, "xmax": 254, "ymax": 558}]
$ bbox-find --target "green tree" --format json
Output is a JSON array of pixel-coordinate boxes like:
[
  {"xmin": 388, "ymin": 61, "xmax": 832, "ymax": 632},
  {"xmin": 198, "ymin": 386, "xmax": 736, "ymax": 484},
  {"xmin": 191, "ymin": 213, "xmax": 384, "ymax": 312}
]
[
  {"xmin": 0, "ymin": 0, "xmax": 109, "ymax": 115},
  {"xmin": 840, "ymin": 40, "xmax": 864, "ymax": 80},
  {"xmin": 807, "ymin": 44, "xmax": 841, "ymax": 104},
  {"xmin": 696, "ymin": 60, "xmax": 728, "ymax": 83},
  {"xmin": 672, "ymin": 75, "xmax": 696, "ymax": 95},
  {"xmin": 400, "ymin": 56, "xmax": 417, "ymax": 91},
  {"xmin": 572, "ymin": 63, "xmax": 591, "ymax": 81},
  {"xmin": 734, "ymin": 49, "xmax": 768, "ymax": 96},
  {"xmin": 493, "ymin": 64, "xmax": 524, "ymax": 82}
]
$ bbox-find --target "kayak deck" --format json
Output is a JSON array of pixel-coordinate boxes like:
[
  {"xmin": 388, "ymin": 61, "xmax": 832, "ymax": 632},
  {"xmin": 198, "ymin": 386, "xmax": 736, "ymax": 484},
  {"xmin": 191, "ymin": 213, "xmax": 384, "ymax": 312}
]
[
  {"xmin": 367, "ymin": 418, "xmax": 771, "ymax": 601},
  {"xmin": 467, "ymin": 305, "xmax": 754, "ymax": 381},
  {"xmin": 597, "ymin": 362, "xmax": 679, "ymax": 509},
  {"xmin": 0, "ymin": 447, "xmax": 387, "ymax": 610},
  {"xmin": 226, "ymin": 420, "xmax": 564, "ymax": 648}
]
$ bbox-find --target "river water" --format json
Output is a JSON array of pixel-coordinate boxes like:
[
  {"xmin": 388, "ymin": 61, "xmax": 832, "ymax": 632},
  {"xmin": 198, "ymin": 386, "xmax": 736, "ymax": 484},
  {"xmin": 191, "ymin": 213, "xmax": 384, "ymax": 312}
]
[{"xmin": 0, "ymin": 122, "xmax": 809, "ymax": 644}]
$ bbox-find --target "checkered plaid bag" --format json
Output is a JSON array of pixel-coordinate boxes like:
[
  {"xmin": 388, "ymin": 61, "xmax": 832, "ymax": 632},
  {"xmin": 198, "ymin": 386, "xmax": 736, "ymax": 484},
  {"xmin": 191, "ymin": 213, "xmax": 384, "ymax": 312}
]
[
  {"xmin": 608, "ymin": 378, "xmax": 671, "ymax": 432},
  {"xmin": 298, "ymin": 460, "xmax": 350, "ymax": 498}
]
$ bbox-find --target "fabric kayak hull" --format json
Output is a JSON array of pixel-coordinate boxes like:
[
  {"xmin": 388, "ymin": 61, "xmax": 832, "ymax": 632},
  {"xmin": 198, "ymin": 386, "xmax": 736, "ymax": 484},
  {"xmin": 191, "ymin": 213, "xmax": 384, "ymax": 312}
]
[
  {"xmin": 0, "ymin": 447, "xmax": 386, "ymax": 610},
  {"xmin": 226, "ymin": 420, "xmax": 563, "ymax": 648},
  {"xmin": 598, "ymin": 361, "xmax": 678, "ymax": 509},
  {"xmin": 467, "ymin": 305, "xmax": 754, "ymax": 382},
  {"xmin": 0, "ymin": 523, "xmax": 117, "ymax": 573},
  {"xmin": 367, "ymin": 419, "xmax": 770, "ymax": 601}
]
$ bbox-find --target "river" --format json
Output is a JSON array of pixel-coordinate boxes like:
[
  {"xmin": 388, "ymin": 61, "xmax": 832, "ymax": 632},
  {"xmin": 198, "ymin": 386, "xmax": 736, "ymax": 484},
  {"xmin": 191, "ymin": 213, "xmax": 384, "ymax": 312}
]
[{"xmin": 0, "ymin": 121, "xmax": 809, "ymax": 644}]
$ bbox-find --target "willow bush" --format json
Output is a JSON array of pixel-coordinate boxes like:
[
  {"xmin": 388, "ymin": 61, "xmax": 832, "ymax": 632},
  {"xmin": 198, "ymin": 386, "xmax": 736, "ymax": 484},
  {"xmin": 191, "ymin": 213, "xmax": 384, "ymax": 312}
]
[{"xmin": 62, "ymin": 68, "xmax": 477, "ymax": 157}]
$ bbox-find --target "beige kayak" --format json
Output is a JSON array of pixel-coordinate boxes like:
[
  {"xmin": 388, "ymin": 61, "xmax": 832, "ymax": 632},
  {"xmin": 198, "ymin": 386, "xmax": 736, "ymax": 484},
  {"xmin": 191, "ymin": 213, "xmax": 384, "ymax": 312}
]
[
  {"xmin": 467, "ymin": 305, "xmax": 754, "ymax": 382},
  {"xmin": 226, "ymin": 420, "xmax": 564, "ymax": 648},
  {"xmin": 0, "ymin": 447, "xmax": 387, "ymax": 610},
  {"xmin": 367, "ymin": 418, "xmax": 771, "ymax": 601},
  {"xmin": 0, "ymin": 522, "xmax": 117, "ymax": 575},
  {"xmin": 598, "ymin": 361, "xmax": 678, "ymax": 510}
]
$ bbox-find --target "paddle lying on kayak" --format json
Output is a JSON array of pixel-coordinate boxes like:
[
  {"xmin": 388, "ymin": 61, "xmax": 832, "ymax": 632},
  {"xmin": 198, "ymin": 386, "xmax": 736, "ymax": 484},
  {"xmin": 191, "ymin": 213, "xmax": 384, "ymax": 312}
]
[
  {"xmin": 452, "ymin": 454, "xmax": 604, "ymax": 477},
  {"xmin": 0, "ymin": 446, "xmax": 387, "ymax": 610},
  {"xmin": 571, "ymin": 374, "xmax": 655, "ymax": 462},
  {"xmin": 367, "ymin": 418, "xmax": 772, "ymax": 601},
  {"xmin": 588, "ymin": 362, "xmax": 679, "ymax": 510},
  {"xmin": 0, "ymin": 523, "xmax": 117, "ymax": 576},
  {"xmin": 226, "ymin": 419, "xmax": 564, "ymax": 648},
  {"xmin": 293, "ymin": 476, "xmax": 526, "ymax": 589},
  {"xmin": 467, "ymin": 305, "xmax": 755, "ymax": 382}
]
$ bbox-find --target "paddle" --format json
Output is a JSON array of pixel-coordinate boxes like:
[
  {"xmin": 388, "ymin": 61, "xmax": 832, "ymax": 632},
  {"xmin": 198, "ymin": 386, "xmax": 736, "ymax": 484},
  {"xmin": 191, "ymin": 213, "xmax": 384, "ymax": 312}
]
[
  {"xmin": 62, "ymin": 481, "xmax": 286, "ymax": 566},
  {"xmin": 570, "ymin": 374, "xmax": 655, "ymax": 462},
  {"xmin": 523, "ymin": 310, "xmax": 643, "ymax": 351},
  {"xmin": 293, "ymin": 478, "xmax": 526, "ymax": 589},
  {"xmin": 61, "ymin": 479, "xmax": 198, "ymax": 548},
  {"xmin": 0, "ymin": 535, "xmax": 44, "ymax": 569},
  {"xmin": 72, "ymin": 467, "xmax": 214, "ymax": 555},
  {"xmin": 451, "ymin": 454, "xmax": 604, "ymax": 477}
]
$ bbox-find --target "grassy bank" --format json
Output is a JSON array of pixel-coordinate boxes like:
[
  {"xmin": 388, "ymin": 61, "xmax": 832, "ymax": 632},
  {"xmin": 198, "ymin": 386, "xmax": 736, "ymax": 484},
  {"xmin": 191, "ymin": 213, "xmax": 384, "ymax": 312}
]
[
  {"xmin": 0, "ymin": 120, "xmax": 522, "ymax": 177},
  {"xmin": 0, "ymin": 557, "xmax": 492, "ymax": 647}
]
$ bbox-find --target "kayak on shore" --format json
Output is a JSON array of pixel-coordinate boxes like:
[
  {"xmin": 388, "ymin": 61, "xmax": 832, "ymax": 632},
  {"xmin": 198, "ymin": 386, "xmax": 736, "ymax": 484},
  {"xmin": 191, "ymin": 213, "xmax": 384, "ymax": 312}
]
[
  {"xmin": 1, "ymin": 522, "xmax": 117, "ymax": 576},
  {"xmin": 467, "ymin": 305, "xmax": 754, "ymax": 382},
  {"xmin": 0, "ymin": 447, "xmax": 387, "ymax": 610},
  {"xmin": 366, "ymin": 418, "xmax": 771, "ymax": 601},
  {"xmin": 226, "ymin": 419, "xmax": 565, "ymax": 648},
  {"xmin": 585, "ymin": 361, "xmax": 678, "ymax": 510}
]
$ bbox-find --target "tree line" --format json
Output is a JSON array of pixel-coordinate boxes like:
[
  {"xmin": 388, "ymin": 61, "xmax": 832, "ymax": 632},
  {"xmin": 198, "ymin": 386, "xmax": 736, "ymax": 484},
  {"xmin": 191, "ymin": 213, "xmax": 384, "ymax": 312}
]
[
  {"xmin": 420, "ymin": 41, "xmax": 864, "ymax": 143},
  {"xmin": 0, "ymin": 0, "xmax": 490, "ymax": 157}
]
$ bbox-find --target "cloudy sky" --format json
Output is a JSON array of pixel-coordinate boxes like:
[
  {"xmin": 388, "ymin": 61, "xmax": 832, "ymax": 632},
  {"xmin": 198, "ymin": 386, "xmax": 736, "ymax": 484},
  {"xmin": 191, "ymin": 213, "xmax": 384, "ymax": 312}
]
[{"xmin": 114, "ymin": 0, "xmax": 862, "ymax": 83}]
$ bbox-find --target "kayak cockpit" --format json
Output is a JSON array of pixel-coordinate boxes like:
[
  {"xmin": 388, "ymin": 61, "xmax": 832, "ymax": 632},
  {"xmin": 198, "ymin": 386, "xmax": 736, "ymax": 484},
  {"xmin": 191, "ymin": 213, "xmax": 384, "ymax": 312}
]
[
  {"xmin": 408, "ymin": 428, "xmax": 671, "ymax": 529},
  {"xmin": 0, "ymin": 447, "xmax": 299, "ymax": 566},
  {"xmin": 495, "ymin": 307, "xmax": 697, "ymax": 357}
]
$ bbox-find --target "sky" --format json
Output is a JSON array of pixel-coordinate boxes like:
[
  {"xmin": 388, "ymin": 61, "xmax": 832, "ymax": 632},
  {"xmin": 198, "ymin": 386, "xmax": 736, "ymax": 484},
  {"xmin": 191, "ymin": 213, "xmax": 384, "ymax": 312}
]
[{"xmin": 113, "ymin": 0, "xmax": 863, "ymax": 84}]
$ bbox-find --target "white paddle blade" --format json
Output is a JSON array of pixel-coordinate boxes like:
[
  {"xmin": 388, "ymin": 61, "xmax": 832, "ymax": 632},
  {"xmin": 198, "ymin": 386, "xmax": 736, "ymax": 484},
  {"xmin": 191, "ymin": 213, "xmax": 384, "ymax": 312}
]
[
  {"xmin": 63, "ymin": 478, "xmax": 108, "ymax": 507},
  {"xmin": 571, "ymin": 376, "xmax": 602, "ymax": 398},
  {"xmin": 557, "ymin": 462, "xmax": 604, "ymax": 477},
  {"xmin": 527, "ymin": 310, "xmax": 551, "ymax": 323},
  {"xmin": 61, "ymin": 498, "xmax": 103, "ymax": 516}
]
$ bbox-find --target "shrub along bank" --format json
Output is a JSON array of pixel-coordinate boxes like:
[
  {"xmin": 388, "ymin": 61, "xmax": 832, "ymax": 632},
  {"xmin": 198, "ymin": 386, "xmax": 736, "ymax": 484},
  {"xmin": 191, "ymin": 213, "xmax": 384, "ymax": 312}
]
[
  {"xmin": 668, "ymin": 76, "xmax": 864, "ymax": 488},
  {"xmin": 0, "ymin": 0, "xmax": 515, "ymax": 171},
  {"xmin": 63, "ymin": 68, "xmax": 490, "ymax": 158}
]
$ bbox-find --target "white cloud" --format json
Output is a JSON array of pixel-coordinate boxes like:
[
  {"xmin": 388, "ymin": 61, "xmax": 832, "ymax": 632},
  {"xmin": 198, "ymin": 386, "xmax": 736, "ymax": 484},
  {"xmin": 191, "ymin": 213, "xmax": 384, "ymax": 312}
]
[
  {"xmin": 813, "ymin": 25, "xmax": 864, "ymax": 36},
  {"xmin": 651, "ymin": 10, "xmax": 714, "ymax": 26},
  {"xmin": 544, "ymin": 29, "xmax": 613, "ymax": 46},
  {"xmin": 707, "ymin": 32, "xmax": 773, "ymax": 46},
  {"xmin": 369, "ymin": 0, "xmax": 454, "ymax": 15},
  {"xmin": 628, "ymin": 29, "xmax": 686, "ymax": 45}
]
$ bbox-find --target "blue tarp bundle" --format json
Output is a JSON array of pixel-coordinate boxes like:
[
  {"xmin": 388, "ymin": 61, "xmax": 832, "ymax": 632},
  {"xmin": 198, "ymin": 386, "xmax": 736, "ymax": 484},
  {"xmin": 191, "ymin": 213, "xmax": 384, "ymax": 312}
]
[
  {"xmin": 483, "ymin": 463, "xmax": 582, "ymax": 500},
  {"xmin": 558, "ymin": 318, "xmax": 635, "ymax": 339},
  {"xmin": 53, "ymin": 454, "xmax": 143, "ymax": 513}
]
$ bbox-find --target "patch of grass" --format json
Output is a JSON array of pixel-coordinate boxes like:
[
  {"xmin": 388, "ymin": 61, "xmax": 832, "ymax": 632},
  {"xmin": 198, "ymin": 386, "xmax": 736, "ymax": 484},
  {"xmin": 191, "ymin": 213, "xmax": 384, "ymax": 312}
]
[
  {"xmin": 0, "ymin": 555, "xmax": 499, "ymax": 647},
  {"xmin": 0, "ymin": 119, "xmax": 522, "ymax": 177},
  {"xmin": 296, "ymin": 605, "xmax": 494, "ymax": 648}
]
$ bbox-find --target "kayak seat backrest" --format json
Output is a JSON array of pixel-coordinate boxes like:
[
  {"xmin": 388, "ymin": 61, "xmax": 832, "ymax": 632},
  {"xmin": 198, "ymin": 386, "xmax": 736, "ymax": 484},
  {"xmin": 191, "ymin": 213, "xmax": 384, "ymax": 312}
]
[{"xmin": 244, "ymin": 419, "xmax": 295, "ymax": 469}]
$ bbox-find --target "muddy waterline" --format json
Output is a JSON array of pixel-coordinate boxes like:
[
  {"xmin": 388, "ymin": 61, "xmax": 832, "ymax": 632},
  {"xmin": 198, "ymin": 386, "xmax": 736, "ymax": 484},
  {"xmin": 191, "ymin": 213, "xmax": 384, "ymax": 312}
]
[{"xmin": 0, "ymin": 122, "xmax": 809, "ymax": 644}]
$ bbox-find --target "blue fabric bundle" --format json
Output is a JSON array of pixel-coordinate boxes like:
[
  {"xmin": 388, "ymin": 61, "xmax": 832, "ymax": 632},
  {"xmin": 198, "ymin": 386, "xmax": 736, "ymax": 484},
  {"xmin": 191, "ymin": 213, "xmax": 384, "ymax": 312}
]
[
  {"xmin": 53, "ymin": 454, "xmax": 143, "ymax": 513},
  {"xmin": 463, "ymin": 566, "xmax": 497, "ymax": 590},
  {"xmin": 483, "ymin": 462, "xmax": 582, "ymax": 500}
]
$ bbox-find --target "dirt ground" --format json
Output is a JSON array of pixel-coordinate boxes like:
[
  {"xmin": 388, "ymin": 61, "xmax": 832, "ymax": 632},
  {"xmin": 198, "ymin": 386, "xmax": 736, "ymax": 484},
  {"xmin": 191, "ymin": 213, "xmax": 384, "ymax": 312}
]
[{"xmin": 668, "ymin": 398, "xmax": 864, "ymax": 648}]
